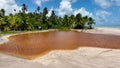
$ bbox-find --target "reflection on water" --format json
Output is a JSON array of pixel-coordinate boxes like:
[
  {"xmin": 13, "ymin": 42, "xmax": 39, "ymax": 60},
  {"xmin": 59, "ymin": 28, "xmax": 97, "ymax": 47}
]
[{"xmin": 0, "ymin": 31, "xmax": 120, "ymax": 59}]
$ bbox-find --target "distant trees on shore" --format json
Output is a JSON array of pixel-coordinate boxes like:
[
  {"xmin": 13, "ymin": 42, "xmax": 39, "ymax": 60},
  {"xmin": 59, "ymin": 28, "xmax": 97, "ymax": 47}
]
[{"xmin": 0, "ymin": 4, "xmax": 95, "ymax": 31}]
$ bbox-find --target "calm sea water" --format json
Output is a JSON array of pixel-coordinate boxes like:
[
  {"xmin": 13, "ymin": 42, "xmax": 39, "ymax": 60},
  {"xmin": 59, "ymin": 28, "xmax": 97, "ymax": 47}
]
[{"xmin": 95, "ymin": 25, "xmax": 120, "ymax": 29}]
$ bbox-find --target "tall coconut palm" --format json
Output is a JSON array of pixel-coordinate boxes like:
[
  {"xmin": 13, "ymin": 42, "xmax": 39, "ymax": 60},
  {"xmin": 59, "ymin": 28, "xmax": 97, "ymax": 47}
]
[
  {"xmin": 88, "ymin": 17, "xmax": 95, "ymax": 29},
  {"xmin": 0, "ymin": 9, "xmax": 5, "ymax": 17},
  {"xmin": 22, "ymin": 4, "xmax": 27, "ymax": 13},
  {"xmin": 69, "ymin": 15, "xmax": 75, "ymax": 28},
  {"xmin": 63, "ymin": 15, "xmax": 69, "ymax": 28},
  {"xmin": 48, "ymin": 10, "xmax": 58, "ymax": 28},
  {"xmin": 37, "ymin": 6, "xmax": 40, "ymax": 13},
  {"xmin": 43, "ymin": 7, "xmax": 48, "ymax": 16},
  {"xmin": 41, "ymin": 7, "xmax": 48, "ymax": 29},
  {"xmin": 20, "ymin": 4, "xmax": 28, "ymax": 30},
  {"xmin": 82, "ymin": 16, "xmax": 88, "ymax": 28},
  {"xmin": 74, "ymin": 13, "xmax": 83, "ymax": 29}
]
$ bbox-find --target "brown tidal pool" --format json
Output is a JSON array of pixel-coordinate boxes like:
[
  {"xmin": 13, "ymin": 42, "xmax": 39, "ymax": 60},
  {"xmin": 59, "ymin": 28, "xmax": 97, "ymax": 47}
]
[{"xmin": 0, "ymin": 30, "xmax": 120, "ymax": 59}]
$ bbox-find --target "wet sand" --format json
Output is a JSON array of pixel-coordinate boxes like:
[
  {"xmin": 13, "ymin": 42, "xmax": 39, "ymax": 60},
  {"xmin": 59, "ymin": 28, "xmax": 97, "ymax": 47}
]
[{"xmin": 0, "ymin": 30, "xmax": 120, "ymax": 59}]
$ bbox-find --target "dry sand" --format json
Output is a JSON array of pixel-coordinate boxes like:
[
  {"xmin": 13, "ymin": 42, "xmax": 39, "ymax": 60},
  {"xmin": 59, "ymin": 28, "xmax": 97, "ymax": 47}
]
[{"xmin": 0, "ymin": 27, "xmax": 120, "ymax": 68}]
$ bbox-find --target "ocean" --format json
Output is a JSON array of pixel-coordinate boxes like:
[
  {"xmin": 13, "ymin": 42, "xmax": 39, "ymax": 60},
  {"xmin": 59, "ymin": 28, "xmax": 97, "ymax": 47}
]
[{"xmin": 95, "ymin": 25, "xmax": 120, "ymax": 29}]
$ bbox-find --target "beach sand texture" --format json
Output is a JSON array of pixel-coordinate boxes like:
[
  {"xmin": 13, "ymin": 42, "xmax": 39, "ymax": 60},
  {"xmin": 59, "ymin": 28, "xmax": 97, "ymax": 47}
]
[{"xmin": 0, "ymin": 28, "xmax": 120, "ymax": 68}]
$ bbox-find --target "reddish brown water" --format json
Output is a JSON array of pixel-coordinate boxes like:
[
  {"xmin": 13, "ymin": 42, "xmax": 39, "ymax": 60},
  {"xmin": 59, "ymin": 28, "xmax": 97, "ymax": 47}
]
[{"xmin": 0, "ymin": 31, "xmax": 120, "ymax": 59}]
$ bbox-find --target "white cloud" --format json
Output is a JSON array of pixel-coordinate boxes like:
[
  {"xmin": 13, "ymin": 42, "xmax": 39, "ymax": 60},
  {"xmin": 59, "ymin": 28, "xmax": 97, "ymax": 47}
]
[
  {"xmin": 34, "ymin": 0, "xmax": 49, "ymax": 6},
  {"xmin": 111, "ymin": 0, "xmax": 120, "ymax": 6},
  {"xmin": 47, "ymin": 8, "xmax": 54, "ymax": 17},
  {"xmin": 95, "ymin": 0, "xmax": 120, "ymax": 9},
  {"xmin": 57, "ymin": 0, "xmax": 93, "ymax": 17},
  {"xmin": 57, "ymin": 0, "xmax": 73, "ymax": 17},
  {"xmin": 96, "ymin": 10, "xmax": 111, "ymax": 18},
  {"xmin": 74, "ymin": 8, "xmax": 94, "ymax": 17},
  {"xmin": 0, "ymin": 0, "xmax": 20, "ymax": 15},
  {"xmin": 95, "ymin": 10, "xmax": 112, "ymax": 25},
  {"xmin": 95, "ymin": 0, "xmax": 111, "ymax": 9}
]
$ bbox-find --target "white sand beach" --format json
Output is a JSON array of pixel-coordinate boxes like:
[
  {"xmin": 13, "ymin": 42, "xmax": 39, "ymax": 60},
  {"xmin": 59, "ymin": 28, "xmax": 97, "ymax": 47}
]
[{"xmin": 0, "ymin": 27, "xmax": 120, "ymax": 68}]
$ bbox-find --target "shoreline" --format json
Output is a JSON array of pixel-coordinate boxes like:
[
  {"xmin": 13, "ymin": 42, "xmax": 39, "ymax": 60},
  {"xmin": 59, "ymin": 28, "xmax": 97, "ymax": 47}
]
[
  {"xmin": 0, "ymin": 27, "xmax": 120, "ymax": 68},
  {"xmin": 1, "ymin": 27, "xmax": 120, "ymax": 44},
  {"xmin": 0, "ymin": 29, "xmax": 57, "ymax": 44},
  {"xmin": 85, "ymin": 27, "xmax": 120, "ymax": 35}
]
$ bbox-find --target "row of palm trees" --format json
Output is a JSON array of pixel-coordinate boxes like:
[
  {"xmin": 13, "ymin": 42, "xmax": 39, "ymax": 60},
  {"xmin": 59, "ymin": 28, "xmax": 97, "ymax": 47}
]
[{"xmin": 0, "ymin": 4, "xmax": 95, "ymax": 31}]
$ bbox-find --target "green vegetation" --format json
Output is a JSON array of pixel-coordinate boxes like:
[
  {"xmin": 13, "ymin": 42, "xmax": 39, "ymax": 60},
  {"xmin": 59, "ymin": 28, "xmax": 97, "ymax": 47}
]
[
  {"xmin": 0, "ymin": 31, "xmax": 27, "ymax": 36},
  {"xmin": 0, "ymin": 4, "xmax": 95, "ymax": 32}
]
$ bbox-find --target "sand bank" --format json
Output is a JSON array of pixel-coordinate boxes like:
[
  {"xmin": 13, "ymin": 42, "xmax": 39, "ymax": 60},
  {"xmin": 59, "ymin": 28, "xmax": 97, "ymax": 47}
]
[
  {"xmin": 0, "ymin": 35, "xmax": 10, "ymax": 44},
  {"xmin": 0, "ymin": 28, "xmax": 120, "ymax": 68},
  {"xmin": 84, "ymin": 27, "xmax": 120, "ymax": 35}
]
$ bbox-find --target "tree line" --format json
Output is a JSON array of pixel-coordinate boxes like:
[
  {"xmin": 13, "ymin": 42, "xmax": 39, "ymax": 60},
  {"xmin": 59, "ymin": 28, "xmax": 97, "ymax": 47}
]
[{"xmin": 0, "ymin": 4, "xmax": 95, "ymax": 31}]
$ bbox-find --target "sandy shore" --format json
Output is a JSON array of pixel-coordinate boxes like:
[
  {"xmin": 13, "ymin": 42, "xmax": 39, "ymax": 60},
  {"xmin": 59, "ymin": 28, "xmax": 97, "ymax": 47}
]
[
  {"xmin": 84, "ymin": 27, "xmax": 120, "ymax": 35},
  {"xmin": 0, "ymin": 29, "xmax": 56, "ymax": 44},
  {"xmin": 0, "ymin": 35, "xmax": 11, "ymax": 44},
  {"xmin": 0, "ymin": 27, "xmax": 120, "ymax": 68}
]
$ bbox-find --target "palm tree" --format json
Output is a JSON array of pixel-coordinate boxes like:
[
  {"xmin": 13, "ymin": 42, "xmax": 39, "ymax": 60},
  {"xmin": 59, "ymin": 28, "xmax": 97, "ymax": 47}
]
[
  {"xmin": 43, "ymin": 7, "xmax": 48, "ymax": 16},
  {"xmin": 34, "ymin": 6, "xmax": 40, "ymax": 14},
  {"xmin": 88, "ymin": 17, "xmax": 95, "ymax": 29},
  {"xmin": 41, "ymin": 7, "xmax": 48, "ymax": 29},
  {"xmin": 22, "ymin": 4, "xmax": 27, "ymax": 13},
  {"xmin": 37, "ymin": 6, "xmax": 40, "ymax": 13},
  {"xmin": 69, "ymin": 15, "xmax": 75, "ymax": 28},
  {"xmin": 0, "ymin": 9, "xmax": 5, "ymax": 17},
  {"xmin": 82, "ymin": 16, "xmax": 88, "ymax": 27},
  {"xmin": 0, "ymin": 3, "xmax": 96, "ymax": 31},
  {"xmin": 63, "ymin": 15, "xmax": 69, "ymax": 27},
  {"xmin": 48, "ymin": 10, "xmax": 57, "ymax": 28},
  {"xmin": 74, "ymin": 13, "xmax": 83, "ymax": 29}
]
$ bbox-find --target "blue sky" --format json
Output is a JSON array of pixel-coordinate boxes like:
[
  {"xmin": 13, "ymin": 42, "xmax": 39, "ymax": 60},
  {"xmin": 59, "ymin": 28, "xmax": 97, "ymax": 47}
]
[{"xmin": 0, "ymin": 0, "xmax": 120, "ymax": 26}]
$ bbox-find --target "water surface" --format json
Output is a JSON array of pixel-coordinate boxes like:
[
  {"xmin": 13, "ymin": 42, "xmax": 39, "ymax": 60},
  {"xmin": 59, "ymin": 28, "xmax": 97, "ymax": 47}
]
[{"xmin": 0, "ymin": 31, "xmax": 120, "ymax": 59}]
